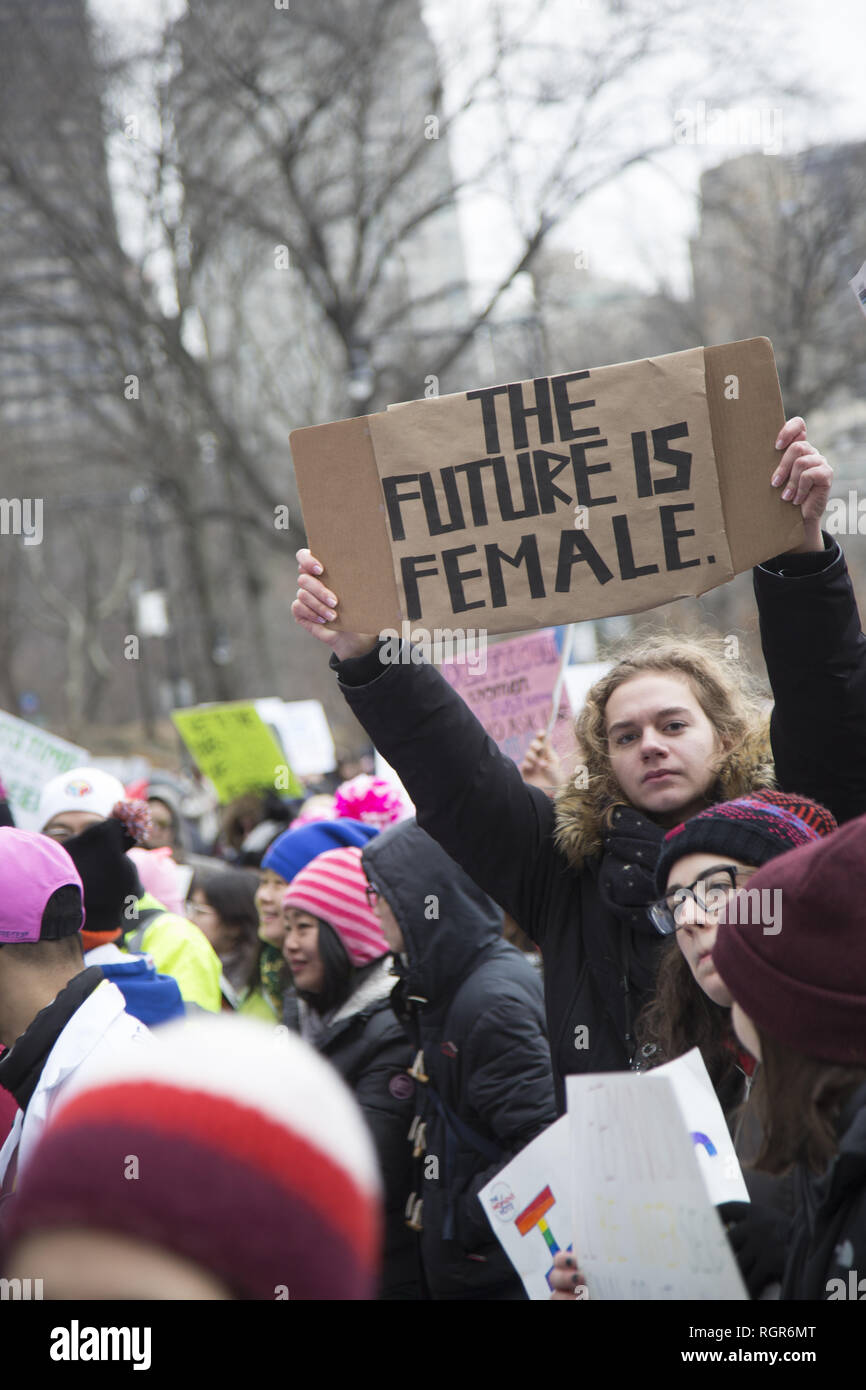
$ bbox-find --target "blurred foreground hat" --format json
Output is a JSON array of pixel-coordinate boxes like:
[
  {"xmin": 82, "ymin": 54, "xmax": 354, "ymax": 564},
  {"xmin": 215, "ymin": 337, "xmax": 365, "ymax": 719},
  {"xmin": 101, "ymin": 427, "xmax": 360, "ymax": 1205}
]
[{"xmin": 4, "ymin": 1014, "xmax": 382, "ymax": 1299}]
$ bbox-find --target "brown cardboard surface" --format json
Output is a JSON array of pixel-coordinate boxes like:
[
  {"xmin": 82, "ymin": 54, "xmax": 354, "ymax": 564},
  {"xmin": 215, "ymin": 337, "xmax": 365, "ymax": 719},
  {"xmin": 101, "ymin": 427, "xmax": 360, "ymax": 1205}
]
[
  {"xmin": 290, "ymin": 338, "xmax": 802, "ymax": 637},
  {"xmin": 289, "ymin": 414, "xmax": 400, "ymax": 632},
  {"xmin": 367, "ymin": 345, "xmax": 731, "ymax": 631},
  {"xmin": 705, "ymin": 338, "xmax": 804, "ymax": 567}
]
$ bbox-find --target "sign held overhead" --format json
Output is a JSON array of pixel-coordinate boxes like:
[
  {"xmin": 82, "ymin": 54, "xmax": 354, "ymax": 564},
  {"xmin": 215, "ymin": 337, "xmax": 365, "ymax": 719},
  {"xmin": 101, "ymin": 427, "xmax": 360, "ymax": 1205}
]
[{"xmin": 291, "ymin": 338, "xmax": 801, "ymax": 638}]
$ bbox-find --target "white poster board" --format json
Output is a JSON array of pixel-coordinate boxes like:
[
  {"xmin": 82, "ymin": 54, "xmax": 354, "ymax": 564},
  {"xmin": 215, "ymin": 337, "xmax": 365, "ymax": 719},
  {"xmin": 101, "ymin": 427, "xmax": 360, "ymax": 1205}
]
[
  {"xmin": 566, "ymin": 1070, "xmax": 747, "ymax": 1300},
  {"xmin": 255, "ymin": 698, "xmax": 336, "ymax": 778},
  {"xmin": 478, "ymin": 1117, "xmax": 573, "ymax": 1300},
  {"xmin": 479, "ymin": 1049, "xmax": 747, "ymax": 1299},
  {"xmin": 0, "ymin": 711, "xmax": 88, "ymax": 830}
]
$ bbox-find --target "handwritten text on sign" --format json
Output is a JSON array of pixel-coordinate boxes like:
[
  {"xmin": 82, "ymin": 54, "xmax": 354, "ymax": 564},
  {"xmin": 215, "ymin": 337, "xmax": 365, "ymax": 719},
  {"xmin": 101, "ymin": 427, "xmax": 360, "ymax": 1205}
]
[{"xmin": 369, "ymin": 349, "xmax": 731, "ymax": 629}]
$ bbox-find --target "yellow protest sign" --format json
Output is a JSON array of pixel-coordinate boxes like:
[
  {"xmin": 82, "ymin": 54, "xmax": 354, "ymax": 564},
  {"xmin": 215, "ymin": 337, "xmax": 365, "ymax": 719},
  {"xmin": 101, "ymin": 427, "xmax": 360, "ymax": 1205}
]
[{"xmin": 171, "ymin": 702, "xmax": 303, "ymax": 802}]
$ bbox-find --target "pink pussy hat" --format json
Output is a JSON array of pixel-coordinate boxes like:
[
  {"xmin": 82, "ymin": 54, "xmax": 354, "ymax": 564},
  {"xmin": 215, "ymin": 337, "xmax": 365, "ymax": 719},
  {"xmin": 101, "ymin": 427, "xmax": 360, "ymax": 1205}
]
[{"xmin": 0, "ymin": 828, "xmax": 85, "ymax": 943}]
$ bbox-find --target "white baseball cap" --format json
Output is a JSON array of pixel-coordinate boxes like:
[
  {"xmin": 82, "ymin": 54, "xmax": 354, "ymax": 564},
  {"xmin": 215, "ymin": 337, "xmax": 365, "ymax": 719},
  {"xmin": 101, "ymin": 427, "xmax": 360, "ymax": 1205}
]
[{"xmin": 38, "ymin": 767, "xmax": 127, "ymax": 833}]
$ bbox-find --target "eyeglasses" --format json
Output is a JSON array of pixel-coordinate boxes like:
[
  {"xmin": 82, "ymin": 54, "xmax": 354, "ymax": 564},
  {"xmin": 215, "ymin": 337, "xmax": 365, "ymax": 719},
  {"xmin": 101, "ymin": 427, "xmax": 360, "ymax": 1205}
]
[
  {"xmin": 185, "ymin": 900, "xmax": 216, "ymax": 919},
  {"xmin": 364, "ymin": 883, "xmax": 379, "ymax": 908},
  {"xmin": 648, "ymin": 866, "xmax": 753, "ymax": 936}
]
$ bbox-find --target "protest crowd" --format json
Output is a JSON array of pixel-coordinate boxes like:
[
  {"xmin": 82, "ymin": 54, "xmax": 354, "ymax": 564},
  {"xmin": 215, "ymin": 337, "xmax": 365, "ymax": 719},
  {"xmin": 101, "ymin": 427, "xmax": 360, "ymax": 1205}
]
[{"xmin": 2, "ymin": 411, "xmax": 866, "ymax": 1311}]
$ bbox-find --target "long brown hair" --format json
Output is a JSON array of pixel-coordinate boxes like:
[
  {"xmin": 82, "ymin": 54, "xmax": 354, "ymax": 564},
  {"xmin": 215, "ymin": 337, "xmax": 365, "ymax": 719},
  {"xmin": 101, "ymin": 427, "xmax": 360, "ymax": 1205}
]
[
  {"xmin": 749, "ymin": 1030, "xmax": 866, "ymax": 1176},
  {"xmin": 636, "ymin": 939, "xmax": 743, "ymax": 1106},
  {"xmin": 554, "ymin": 631, "xmax": 775, "ymax": 869}
]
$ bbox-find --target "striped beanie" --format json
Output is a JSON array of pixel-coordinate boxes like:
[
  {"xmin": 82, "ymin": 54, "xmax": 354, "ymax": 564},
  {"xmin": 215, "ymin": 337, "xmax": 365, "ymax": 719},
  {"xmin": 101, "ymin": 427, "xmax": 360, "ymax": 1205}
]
[
  {"xmin": 3, "ymin": 1016, "xmax": 382, "ymax": 1300},
  {"xmin": 283, "ymin": 847, "xmax": 390, "ymax": 967},
  {"xmin": 654, "ymin": 790, "xmax": 836, "ymax": 894}
]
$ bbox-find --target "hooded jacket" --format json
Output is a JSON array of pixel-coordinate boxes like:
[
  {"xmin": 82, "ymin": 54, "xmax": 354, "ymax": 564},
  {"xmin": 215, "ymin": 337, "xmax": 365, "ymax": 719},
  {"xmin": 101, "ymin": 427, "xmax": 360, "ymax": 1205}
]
[
  {"xmin": 781, "ymin": 1082, "xmax": 866, "ymax": 1300},
  {"xmin": 333, "ymin": 539, "xmax": 866, "ymax": 1110},
  {"xmin": 362, "ymin": 821, "xmax": 557, "ymax": 1299},
  {"xmin": 292, "ymin": 955, "xmax": 420, "ymax": 1300}
]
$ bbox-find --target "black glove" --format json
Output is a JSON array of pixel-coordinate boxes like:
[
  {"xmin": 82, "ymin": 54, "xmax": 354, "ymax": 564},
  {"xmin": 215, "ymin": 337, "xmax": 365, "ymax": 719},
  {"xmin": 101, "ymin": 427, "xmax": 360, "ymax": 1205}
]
[{"xmin": 717, "ymin": 1201, "xmax": 792, "ymax": 1298}]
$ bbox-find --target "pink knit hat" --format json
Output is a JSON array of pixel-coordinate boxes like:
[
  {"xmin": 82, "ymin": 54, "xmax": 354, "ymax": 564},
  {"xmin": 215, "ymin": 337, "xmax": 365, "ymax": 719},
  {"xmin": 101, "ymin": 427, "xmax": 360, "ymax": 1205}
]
[{"xmin": 283, "ymin": 847, "xmax": 390, "ymax": 967}]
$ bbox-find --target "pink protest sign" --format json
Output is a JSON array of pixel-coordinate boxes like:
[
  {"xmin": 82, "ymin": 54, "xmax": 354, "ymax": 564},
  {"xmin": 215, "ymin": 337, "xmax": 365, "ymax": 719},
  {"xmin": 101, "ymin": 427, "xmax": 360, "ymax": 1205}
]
[{"xmin": 440, "ymin": 628, "xmax": 576, "ymax": 768}]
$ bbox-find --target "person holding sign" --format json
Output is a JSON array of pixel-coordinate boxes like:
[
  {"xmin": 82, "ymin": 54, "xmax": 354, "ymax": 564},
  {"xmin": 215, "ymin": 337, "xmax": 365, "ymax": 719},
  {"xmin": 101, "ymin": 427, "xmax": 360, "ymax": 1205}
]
[{"xmin": 292, "ymin": 417, "xmax": 865, "ymax": 1108}]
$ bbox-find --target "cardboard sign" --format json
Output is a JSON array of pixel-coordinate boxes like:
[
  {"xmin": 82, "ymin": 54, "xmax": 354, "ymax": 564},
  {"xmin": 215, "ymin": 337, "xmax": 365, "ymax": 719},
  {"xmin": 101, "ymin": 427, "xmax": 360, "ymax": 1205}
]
[
  {"xmin": 566, "ymin": 1070, "xmax": 747, "ymax": 1300},
  {"xmin": 171, "ymin": 702, "xmax": 300, "ymax": 803},
  {"xmin": 0, "ymin": 711, "xmax": 89, "ymax": 830},
  {"xmin": 440, "ymin": 628, "xmax": 576, "ymax": 768},
  {"xmin": 291, "ymin": 338, "xmax": 801, "ymax": 638}
]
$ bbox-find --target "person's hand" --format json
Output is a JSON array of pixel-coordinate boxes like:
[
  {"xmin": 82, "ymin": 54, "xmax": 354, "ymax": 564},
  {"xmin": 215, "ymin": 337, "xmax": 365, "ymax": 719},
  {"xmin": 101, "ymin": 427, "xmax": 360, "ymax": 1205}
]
[
  {"xmin": 292, "ymin": 549, "xmax": 379, "ymax": 662},
  {"xmin": 521, "ymin": 731, "xmax": 563, "ymax": 794},
  {"xmin": 772, "ymin": 417, "xmax": 833, "ymax": 554},
  {"xmin": 549, "ymin": 1250, "xmax": 589, "ymax": 1300}
]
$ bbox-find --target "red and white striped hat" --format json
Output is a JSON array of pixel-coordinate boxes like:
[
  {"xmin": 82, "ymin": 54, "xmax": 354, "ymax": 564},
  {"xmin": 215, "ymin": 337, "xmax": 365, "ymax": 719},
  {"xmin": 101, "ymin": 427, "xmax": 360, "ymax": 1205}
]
[{"xmin": 283, "ymin": 846, "xmax": 390, "ymax": 966}]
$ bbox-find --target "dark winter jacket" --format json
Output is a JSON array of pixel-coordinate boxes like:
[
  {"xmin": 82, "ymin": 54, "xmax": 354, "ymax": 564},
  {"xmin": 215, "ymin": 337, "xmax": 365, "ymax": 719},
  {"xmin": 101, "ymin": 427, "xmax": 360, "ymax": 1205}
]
[
  {"xmin": 292, "ymin": 956, "xmax": 420, "ymax": 1300},
  {"xmin": 781, "ymin": 1082, "xmax": 866, "ymax": 1300},
  {"xmin": 362, "ymin": 821, "xmax": 557, "ymax": 1300},
  {"xmin": 334, "ymin": 539, "xmax": 866, "ymax": 1110}
]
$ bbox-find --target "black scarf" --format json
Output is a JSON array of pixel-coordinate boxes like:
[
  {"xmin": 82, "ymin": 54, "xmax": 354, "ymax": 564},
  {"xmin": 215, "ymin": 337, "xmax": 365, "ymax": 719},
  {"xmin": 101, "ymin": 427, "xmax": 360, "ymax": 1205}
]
[
  {"xmin": 0, "ymin": 966, "xmax": 104, "ymax": 1113},
  {"xmin": 580, "ymin": 806, "xmax": 667, "ymax": 1062},
  {"xmin": 598, "ymin": 805, "xmax": 666, "ymax": 934}
]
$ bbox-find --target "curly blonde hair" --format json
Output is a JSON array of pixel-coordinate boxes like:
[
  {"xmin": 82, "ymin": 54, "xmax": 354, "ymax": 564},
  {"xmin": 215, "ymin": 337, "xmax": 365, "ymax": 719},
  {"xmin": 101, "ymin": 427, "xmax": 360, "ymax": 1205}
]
[{"xmin": 554, "ymin": 630, "xmax": 776, "ymax": 868}]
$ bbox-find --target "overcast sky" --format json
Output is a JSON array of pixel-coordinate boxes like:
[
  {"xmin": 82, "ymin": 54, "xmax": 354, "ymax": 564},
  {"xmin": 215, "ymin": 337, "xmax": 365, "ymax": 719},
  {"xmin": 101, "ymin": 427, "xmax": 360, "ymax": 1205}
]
[{"xmin": 90, "ymin": 0, "xmax": 866, "ymax": 302}]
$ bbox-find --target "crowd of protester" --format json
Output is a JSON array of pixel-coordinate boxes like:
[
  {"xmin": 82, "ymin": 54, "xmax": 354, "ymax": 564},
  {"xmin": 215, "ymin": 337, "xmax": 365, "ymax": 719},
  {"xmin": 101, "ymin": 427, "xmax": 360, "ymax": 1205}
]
[{"xmin": 2, "ymin": 415, "xmax": 866, "ymax": 1303}]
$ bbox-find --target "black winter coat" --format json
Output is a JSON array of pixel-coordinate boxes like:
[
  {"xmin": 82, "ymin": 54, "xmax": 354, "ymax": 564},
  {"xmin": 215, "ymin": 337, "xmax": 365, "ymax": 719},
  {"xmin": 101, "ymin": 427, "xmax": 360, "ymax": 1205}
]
[
  {"xmin": 334, "ymin": 539, "xmax": 866, "ymax": 1109},
  {"xmin": 290, "ymin": 959, "xmax": 421, "ymax": 1300},
  {"xmin": 781, "ymin": 1082, "xmax": 866, "ymax": 1300},
  {"xmin": 362, "ymin": 822, "xmax": 557, "ymax": 1300}
]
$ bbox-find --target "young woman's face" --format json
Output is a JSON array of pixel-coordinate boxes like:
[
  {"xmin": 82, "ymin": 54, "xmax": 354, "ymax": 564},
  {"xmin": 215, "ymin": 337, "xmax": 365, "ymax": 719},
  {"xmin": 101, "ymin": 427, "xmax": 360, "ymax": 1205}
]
[
  {"xmin": 605, "ymin": 673, "xmax": 724, "ymax": 824},
  {"xmin": 186, "ymin": 889, "xmax": 237, "ymax": 957},
  {"xmin": 665, "ymin": 851, "xmax": 755, "ymax": 1007},
  {"xmin": 732, "ymin": 1002, "xmax": 762, "ymax": 1061},
  {"xmin": 282, "ymin": 907, "xmax": 325, "ymax": 994},
  {"xmin": 256, "ymin": 869, "xmax": 289, "ymax": 947}
]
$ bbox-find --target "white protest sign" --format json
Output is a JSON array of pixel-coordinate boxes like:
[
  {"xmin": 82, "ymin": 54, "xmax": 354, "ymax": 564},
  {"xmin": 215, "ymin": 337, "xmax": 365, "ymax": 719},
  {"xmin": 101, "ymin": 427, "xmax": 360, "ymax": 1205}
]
[
  {"xmin": 0, "ymin": 711, "xmax": 89, "ymax": 830},
  {"xmin": 255, "ymin": 698, "xmax": 336, "ymax": 778},
  {"xmin": 654, "ymin": 1048, "xmax": 749, "ymax": 1205},
  {"xmin": 478, "ymin": 1116, "xmax": 574, "ymax": 1301},
  {"xmin": 849, "ymin": 259, "xmax": 866, "ymax": 319},
  {"xmin": 566, "ymin": 1071, "xmax": 747, "ymax": 1300}
]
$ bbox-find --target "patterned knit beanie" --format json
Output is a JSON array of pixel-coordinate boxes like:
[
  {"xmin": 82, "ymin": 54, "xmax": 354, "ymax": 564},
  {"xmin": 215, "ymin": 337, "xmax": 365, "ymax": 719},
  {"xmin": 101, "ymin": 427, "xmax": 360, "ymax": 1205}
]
[
  {"xmin": 283, "ymin": 847, "xmax": 390, "ymax": 967},
  {"xmin": 654, "ymin": 790, "xmax": 837, "ymax": 894},
  {"xmin": 3, "ymin": 1015, "xmax": 382, "ymax": 1299}
]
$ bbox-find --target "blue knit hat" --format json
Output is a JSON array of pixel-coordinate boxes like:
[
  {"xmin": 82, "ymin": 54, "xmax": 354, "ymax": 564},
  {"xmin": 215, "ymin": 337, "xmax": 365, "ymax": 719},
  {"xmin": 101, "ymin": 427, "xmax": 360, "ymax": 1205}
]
[{"xmin": 261, "ymin": 819, "xmax": 379, "ymax": 884}]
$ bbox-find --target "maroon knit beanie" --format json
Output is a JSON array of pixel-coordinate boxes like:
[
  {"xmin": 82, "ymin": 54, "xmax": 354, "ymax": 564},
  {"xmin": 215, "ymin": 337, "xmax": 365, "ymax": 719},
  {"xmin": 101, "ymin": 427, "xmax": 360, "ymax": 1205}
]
[{"xmin": 712, "ymin": 813, "xmax": 866, "ymax": 1065}]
